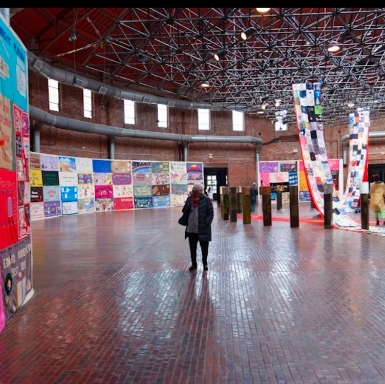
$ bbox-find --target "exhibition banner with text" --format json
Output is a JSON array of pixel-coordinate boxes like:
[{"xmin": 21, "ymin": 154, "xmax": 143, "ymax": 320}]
[{"xmin": 0, "ymin": 13, "xmax": 30, "ymax": 333}]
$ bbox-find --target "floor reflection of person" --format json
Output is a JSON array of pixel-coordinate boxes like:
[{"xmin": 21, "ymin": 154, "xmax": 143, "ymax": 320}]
[{"xmin": 168, "ymin": 272, "xmax": 217, "ymax": 382}]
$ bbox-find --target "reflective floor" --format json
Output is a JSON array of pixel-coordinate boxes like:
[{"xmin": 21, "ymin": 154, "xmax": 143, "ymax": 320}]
[{"xmin": 1, "ymin": 202, "xmax": 385, "ymax": 384}]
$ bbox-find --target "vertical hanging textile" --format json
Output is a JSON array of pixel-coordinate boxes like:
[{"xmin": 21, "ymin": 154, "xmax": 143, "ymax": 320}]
[{"xmin": 292, "ymin": 82, "xmax": 364, "ymax": 230}]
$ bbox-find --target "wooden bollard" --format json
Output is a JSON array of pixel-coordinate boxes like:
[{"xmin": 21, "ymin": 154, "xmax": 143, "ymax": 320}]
[
  {"xmin": 229, "ymin": 187, "xmax": 237, "ymax": 222},
  {"xmin": 242, "ymin": 186, "xmax": 251, "ymax": 224},
  {"xmin": 221, "ymin": 187, "xmax": 229, "ymax": 220},
  {"xmin": 276, "ymin": 185, "xmax": 284, "ymax": 210},
  {"xmin": 289, "ymin": 186, "xmax": 299, "ymax": 227},
  {"xmin": 323, "ymin": 184, "xmax": 333, "ymax": 229},
  {"xmin": 236, "ymin": 186, "xmax": 243, "ymax": 214},
  {"xmin": 360, "ymin": 182, "xmax": 369, "ymax": 230},
  {"xmin": 259, "ymin": 186, "xmax": 272, "ymax": 226}
]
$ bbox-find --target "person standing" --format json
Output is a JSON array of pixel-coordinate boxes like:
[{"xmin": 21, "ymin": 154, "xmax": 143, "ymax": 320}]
[
  {"xmin": 181, "ymin": 183, "xmax": 214, "ymax": 271},
  {"xmin": 369, "ymin": 174, "xmax": 385, "ymax": 225},
  {"xmin": 250, "ymin": 182, "xmax": 258, "ymax": 213}
]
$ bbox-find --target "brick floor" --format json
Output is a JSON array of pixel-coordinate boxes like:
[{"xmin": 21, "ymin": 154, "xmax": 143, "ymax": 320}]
[{"xmin": 1, "ymin": 202, "xmax": 385, "ymax": 384}]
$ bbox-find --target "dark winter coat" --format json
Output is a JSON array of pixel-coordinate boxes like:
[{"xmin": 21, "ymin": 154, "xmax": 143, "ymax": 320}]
[
  {"xmin": 182, "ymin": 195, "xmax": 214, "ymax": 242},
  {"xmin": 250, "ymin": 185, "xmax": 258, "ymax": 203}
]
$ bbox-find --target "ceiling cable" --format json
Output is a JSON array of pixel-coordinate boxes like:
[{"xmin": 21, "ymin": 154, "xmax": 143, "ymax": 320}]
[{"xmin": 87, "ymin": 17, "xmax": 102, "ymax": 38}]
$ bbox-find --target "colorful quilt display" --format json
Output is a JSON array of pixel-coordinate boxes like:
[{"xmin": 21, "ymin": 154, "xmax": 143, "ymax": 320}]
[
  {"xmin": 29, "ymin": 155, "xmax": 203, "ymax": 220},
  {"xmin": 259, "ymin": 159, "xmax": 343, "ymax": 204},
  {"xmin": 0, "ymin": 14, "xmax": 32, "ymax": 333},
  {"xmin": 341, "ymin": 108, "xmax": 370, "ymax": 211},
  {"xmin": 292, "ymin": 82, "xmax": 363, "ymax": 230}
]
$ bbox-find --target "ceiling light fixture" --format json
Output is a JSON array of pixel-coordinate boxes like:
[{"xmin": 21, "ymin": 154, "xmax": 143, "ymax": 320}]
[
  {"xmin": 137, "ymin": 52, "xmax": 150, "ymax": 63},
  {"xmin": 201, "ymin": 81, "xmax": 210, "ymax": 88},
  {"xmin": 241, "ymin": 27, "xmax": 256, "ymax": 41},
  {"xmin": 214, "ymin": 48, "xmax": 227, "ymax": 61},
  {"xmin": 69, "ymin": 30, "xmax": 77, "ymax": 42},
  {"xmin": 256, "ymin": 8, "xmax": 271, "ymax": 13},
  {"xmin": 327, "ymin": 40, "xmax": 341, "ymax": 53}
]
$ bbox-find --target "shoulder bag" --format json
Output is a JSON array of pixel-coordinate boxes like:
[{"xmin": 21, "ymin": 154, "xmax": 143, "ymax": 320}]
[{"xmin": 178, "ymin": 206, "xmax": 190, "ymax": 226}]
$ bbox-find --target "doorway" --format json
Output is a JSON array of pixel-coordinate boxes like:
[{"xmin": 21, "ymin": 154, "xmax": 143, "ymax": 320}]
[
  {"xmin": 204, "ymin": 167, "xmax": 228, "ymax": 202},
  {"xmin": 368, "ymin": 164, "xmax": 385, "ymax": 183}
]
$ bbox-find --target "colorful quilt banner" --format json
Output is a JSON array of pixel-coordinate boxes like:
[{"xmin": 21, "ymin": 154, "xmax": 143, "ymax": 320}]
[{"xmin": 292, "ymin": 82, "xmax": 363, "ymax": 230}]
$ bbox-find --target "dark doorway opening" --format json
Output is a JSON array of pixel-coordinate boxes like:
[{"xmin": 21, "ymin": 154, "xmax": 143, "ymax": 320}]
[
  {"xmin": 204, "ymin": 167, "xmax": 228, "ymax": 202},
  {"xmin": 368, "ymin": 164, "xmax": 385, "ymax": 183}
]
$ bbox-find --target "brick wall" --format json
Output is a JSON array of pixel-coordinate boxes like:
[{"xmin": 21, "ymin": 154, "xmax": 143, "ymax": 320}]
[{"xmin": 28, "ymin": 70, "xmax": 385, "ymax": 187}]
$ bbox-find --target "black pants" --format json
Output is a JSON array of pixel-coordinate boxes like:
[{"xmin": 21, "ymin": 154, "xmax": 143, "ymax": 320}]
[{"xmin": 188, "ymin": 233, "xmax": 209, "ymax": 267}]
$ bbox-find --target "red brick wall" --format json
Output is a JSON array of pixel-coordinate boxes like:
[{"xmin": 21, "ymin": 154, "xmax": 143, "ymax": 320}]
[{"xmin": 28, "ymin": 70, "xmax": 385, "ymax": 187}]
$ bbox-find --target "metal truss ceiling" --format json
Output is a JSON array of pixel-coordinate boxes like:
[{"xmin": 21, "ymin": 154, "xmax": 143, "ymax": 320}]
[{"xmin": 10, "ymin": 8, "xmax": 385, "ymax": 126}]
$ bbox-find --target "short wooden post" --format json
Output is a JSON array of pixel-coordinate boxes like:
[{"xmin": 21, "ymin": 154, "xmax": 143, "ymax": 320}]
[
  {"xmin": 323, "ymin": 184, "xmax": 333, "ymax": 229},
  {"xmin": 276, "ymin": 185, "xmax": 284, "ymax": 210},
  {"xmin": 221, "ymin": 187, "xmax": 229, "ymax": 220},
  {"xmin": 229, "ymin": 187, "xmax": 237, "ymax": 222},
  {"xmin": 259, "ymin": 186, "xmax": 272, "ymax": 226},
  {"xmin": 242, "ymin": 186, "xmax": 251, "ymax": 224},
  {"xmin": 236, "ymin": 186, "xmax": 243, "ymax": 214},
  {"xmin": 360, "ymin": 182, "xmax": 369, "ymax": 230},
  {"xmin": 289, "ymin": 186, "xmax": 299, "ymax": 227}
]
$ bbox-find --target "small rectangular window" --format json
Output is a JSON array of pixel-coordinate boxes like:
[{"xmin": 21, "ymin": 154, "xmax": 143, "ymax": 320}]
[
  {"xmin": 83, "ymin": 89, "xmax": 92, "ymax": 118},
  {"xmin": 124, "ymin": 100, "xmax": 135, "ymax": 125},
  {"xmin": 275, "ymin": 110, "xmax": 288, "ymax": 131},
  {"xmin": 198, "ymin": 109, "xmax": 210, "ymax": 130},
  {"xmin": 48, "ymin": 78, "xmax": 59, "ymax": 111},
  {"xmin": 157, "ymin": 104, "xmax": 168, "ymax": 128},
  {"xmin": 232, "ymin": 110, "xmax": 244, "ymax": 131}
]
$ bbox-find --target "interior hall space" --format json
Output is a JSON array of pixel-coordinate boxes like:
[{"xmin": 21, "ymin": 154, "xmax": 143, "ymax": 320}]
[
  {"xmin": 2, "ymin": 8, "xmax": 385, "ymax": 384},
  {"xmin": 2, "ymin": 203, "xmax": 385, "ymax": 384}
]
